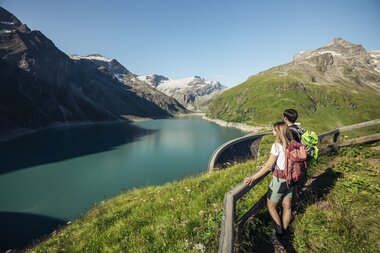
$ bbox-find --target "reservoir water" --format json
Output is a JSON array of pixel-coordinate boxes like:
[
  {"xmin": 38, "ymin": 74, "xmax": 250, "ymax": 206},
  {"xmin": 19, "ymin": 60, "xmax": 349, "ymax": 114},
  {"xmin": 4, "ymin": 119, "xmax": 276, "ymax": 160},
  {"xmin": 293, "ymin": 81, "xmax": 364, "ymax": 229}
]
[{"xmin": 0, "ymin": 116, "xmax": 246, "ymax": 250}]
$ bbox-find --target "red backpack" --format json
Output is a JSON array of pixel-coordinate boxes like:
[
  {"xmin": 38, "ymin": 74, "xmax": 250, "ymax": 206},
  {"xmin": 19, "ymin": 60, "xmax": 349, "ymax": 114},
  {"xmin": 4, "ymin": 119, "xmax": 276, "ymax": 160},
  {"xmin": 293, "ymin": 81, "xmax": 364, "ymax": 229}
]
[{"xmin": 274, "ymin": 141, "xmax": 307, "ymax": 187}]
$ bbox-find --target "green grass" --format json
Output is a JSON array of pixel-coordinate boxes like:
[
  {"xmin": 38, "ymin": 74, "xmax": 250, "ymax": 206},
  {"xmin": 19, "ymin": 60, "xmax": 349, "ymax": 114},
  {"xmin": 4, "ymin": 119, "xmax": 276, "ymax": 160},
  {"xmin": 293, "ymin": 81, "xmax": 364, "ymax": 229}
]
[
  {"xmin": 27, "ymin": 153, "xmax": 271, "ymax": 253},
  {"xmin": 292, "ymin": 143, "xmax": 380, "ymax": 253},
  {"xmin": 207, "ymin": 69, "xmax": 380, "ymax": 132},
  {"xmin": 27, "ymin": 139, "xmax": 380, "ymax": 253},
  {"xmin": 238, "ymin": 142, "xmax": 380, "ymax": 253}
]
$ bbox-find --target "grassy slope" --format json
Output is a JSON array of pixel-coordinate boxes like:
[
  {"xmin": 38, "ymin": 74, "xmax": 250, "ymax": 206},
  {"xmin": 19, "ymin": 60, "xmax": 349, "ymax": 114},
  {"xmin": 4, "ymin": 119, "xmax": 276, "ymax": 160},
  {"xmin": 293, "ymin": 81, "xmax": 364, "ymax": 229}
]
[
  {"xmin": 239, "ymin": 142, "xmax": 380, "ymax": 253},
  {"xmin": 27, "ymin": 152, "xmax": 270, "ymax": 253},
  {"xmin": 292, "ymin": 144, "xmax": 380, "ymax": 253},
  {"xmin": 207, "ymin": 68, "xmax": 380, "ymax": 132},
  {"xmin": 28, "ymin": 138, "xmax": 380, "ymax": 253}
]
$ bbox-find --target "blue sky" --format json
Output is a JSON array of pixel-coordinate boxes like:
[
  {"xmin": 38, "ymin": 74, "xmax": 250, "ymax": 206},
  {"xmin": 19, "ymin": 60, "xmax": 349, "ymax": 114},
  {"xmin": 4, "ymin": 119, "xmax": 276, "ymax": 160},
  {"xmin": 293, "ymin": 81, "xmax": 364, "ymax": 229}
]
[{"xmin": 1, "ymin": 0, "xmax": 380, "ymax": 87}]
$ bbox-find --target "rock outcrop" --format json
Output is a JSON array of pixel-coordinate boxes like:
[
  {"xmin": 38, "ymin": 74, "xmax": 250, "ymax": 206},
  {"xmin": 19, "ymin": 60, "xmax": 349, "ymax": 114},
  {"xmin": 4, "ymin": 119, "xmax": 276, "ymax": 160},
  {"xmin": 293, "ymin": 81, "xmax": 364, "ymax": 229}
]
[
  {"xmin": 138, "ymin": 75, "xmax": 227, "ymax": 111},
  {"xmin": 292, "ymin": 38, "xmax": 380, "ymax": 90},
  {"xmin": 70, "ymin": 55, "xmax": 187, "ymax": 115},
  {"xmin": 0, "ymin": 7, "xmax": 183, "ymax": 140}
]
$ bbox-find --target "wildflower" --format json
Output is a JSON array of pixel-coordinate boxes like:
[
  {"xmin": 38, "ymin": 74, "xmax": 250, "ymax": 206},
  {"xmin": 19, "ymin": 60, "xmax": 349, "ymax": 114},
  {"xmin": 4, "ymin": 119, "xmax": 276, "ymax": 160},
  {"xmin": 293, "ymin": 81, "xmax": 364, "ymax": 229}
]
[
  {"xmin": 180, "ymin": 220, "xmax": 189, "ymax": 227},
  {"xmin": 193, "ymin": 243, "xmax": 206, "ymax": 253}
]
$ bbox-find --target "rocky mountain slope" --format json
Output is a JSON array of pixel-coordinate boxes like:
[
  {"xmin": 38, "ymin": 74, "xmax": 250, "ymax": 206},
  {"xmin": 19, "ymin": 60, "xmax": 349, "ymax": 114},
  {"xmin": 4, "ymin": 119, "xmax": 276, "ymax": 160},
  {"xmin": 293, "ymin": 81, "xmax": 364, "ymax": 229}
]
[
  {"xmin": 138, "ymin": 74, "xmax": 227, "ymax": 111},
  {"xmin": 69, "ymin": 54, "xmax": 187, "ymax": 115},
  {"xmin": 291, "ymin": 38, "xmax": 380, "ymax": 90},
  {"xmin": 207, "ymin": 38, "xmax": 380, "ymax": 131},
  {"xmin": 0, "ymin": 7, "xmax": 183, "ymax": 140}
]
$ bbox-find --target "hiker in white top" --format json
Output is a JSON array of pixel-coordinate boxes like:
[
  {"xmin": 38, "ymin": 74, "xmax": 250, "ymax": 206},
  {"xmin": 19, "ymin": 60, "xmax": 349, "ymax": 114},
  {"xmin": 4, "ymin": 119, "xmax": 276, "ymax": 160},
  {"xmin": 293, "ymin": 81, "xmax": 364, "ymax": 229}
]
[
  {"xmin": 244, "ymin": 121, "xmax": 293, "ymax": 249},
  {"xmin": 271, "ymin": 142, "xmax": 286, "ymax": 171}
]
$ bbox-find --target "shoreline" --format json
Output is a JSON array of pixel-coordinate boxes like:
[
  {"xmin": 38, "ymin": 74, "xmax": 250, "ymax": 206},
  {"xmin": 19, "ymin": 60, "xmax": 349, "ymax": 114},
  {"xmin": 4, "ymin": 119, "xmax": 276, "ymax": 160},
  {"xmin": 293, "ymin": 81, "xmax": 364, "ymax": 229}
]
[
  {"xmin": 120, "ymin": 115, "xmax": 153, "ymax": 122},
  {"xmin": 202, "ymin": 116, "xmax": 267, "ymax": 133},
  {"xmin": 0, "ymin": 128, "xmax": 37, "ymax": 143},
  {"xmin": 174, "ymin": 112, "xmax": 206, "ymax": 117},
  {"xmin": 0, "ymin": 119, "xmax": 127, "ymax": 143},
  {"xmin": 0, "ymin": 114, "xmax": 268, "ymax": 143}
]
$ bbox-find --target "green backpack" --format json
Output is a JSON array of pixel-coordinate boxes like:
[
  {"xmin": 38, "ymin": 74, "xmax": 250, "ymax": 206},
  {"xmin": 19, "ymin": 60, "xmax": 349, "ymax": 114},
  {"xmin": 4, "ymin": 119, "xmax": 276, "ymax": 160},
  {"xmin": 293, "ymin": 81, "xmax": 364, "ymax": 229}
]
[{"xmin": 301, "ymin": 130, "xmax": 319, "ymax": 164}]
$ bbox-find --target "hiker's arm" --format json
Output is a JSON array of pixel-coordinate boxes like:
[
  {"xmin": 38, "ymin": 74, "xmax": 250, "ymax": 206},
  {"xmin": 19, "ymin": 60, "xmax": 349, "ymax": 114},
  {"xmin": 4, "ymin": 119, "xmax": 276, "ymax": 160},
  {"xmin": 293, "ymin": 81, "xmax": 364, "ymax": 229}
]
[{"xmin": 244, "ymin": 154, "xmax": 277, "ymax": 186}]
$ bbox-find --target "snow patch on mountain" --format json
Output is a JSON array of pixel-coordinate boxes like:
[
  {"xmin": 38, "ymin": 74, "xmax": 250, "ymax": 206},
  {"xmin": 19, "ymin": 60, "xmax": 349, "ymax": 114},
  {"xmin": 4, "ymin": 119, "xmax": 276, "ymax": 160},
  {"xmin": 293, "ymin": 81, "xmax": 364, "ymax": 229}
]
[
  {"xmin": 0, "ymin": 29, "xmax": 14, "ymax": 33},
  {"xmin": 70, "ymin": 54, "xmax": 113, "ymax": 62},
  {"xmin": 138, "ymin": 75, "xmax": 227, "ymax": 110},
  {"xmin": 307, "ymin": 50, "xmax": 342, "ymax": 58},
  {"xmin": 369, "ymin": 50, "xmax": 380, "ymax": 73},
  {"xmin": 1, "ymin": 21, "xmax": 14, "ymax": 25}
]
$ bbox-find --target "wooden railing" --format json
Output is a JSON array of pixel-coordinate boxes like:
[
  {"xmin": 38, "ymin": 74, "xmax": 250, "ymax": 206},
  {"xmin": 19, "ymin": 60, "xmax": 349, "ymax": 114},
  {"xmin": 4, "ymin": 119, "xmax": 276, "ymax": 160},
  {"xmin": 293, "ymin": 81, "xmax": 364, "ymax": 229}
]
[
  {"xmin": 318, "ymin": 119, "xmax": 380, "ymax": 142},
  {"xmin": 217, "ymin": 119, "xmax": 380, "ymax": 253}
]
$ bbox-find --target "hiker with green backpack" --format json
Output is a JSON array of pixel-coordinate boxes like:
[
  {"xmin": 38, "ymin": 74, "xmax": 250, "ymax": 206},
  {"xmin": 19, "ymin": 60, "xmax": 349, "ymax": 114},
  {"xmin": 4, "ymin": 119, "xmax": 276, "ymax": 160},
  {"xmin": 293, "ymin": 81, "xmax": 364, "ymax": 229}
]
[
  {"xmin": 283, "ymin": 109, "xmax": 303, "ymax": 142},
  {"xmin": 244, "ymin": 110, "xmax": 319, "ymax": 250},
  {"xmin": 283, "ymin": 108, "xmax": 319, "ymax": 165}
]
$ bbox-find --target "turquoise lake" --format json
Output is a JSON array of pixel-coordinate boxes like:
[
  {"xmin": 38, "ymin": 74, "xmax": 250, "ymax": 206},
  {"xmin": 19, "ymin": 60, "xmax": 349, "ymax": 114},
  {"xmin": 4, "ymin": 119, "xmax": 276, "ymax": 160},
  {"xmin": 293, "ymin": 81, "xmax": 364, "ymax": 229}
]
[{"xmin": 0, "ymin": 116, "xmax": 246, "ymax": 250}]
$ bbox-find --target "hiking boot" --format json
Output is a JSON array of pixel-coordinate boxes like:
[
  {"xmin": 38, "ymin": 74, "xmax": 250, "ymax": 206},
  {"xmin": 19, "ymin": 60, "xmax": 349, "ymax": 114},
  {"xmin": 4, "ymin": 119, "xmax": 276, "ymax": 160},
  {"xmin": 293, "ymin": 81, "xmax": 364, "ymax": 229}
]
[
  {"xmin": 277, "ymin": 232, "xmax": 290, "ymax": 247},
  {"xmin": 282, "ymin": 228, "xmax": 292, "ymax": 238},
  {"xmin": 269, "ymin": 233, "xmax": 285, "ymax": 250}
]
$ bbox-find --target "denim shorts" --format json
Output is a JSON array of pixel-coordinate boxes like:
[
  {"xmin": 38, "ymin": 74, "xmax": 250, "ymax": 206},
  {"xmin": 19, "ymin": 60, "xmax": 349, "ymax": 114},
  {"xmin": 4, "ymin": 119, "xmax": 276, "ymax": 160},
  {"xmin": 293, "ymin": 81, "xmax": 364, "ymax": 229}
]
[{"xmin": 267, "ymin": 175, "xmax": 293, "ymax": 203}]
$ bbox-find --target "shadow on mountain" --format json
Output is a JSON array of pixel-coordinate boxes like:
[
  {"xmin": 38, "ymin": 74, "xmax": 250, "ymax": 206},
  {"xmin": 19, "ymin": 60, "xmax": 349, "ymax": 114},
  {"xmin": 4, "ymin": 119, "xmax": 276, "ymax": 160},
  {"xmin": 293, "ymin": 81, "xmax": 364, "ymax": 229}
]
[
  {"xmin": 0, "ymin": 122, "xmax": 155, "ymax": 174},
  {"xmin": 0, "ymin": 211, "xmax": 66, "ymax": 252}
]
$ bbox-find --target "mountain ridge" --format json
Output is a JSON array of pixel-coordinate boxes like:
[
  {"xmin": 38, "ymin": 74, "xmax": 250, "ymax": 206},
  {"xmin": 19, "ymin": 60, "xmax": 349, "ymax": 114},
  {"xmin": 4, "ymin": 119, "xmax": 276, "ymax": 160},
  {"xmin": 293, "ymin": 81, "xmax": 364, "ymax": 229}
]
[
  {"xmin": 138, "ymin": 74, "xmax": 227, "ymax": 111},
  {"xmin": 69, "ymin": 54, "xmax": 188, "ymax": 115},
  {"xmin": 207, "ymin": 38, "xmax": 380, "ymax": 131},
  {"xmin": 0, "ymin": 7, "xmax": 183, "ymax": 141}
]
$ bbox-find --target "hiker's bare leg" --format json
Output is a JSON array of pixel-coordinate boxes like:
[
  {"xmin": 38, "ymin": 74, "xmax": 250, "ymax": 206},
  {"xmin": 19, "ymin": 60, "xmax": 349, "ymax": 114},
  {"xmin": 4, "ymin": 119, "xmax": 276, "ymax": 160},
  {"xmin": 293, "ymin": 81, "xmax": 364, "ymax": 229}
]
[
  {"xmin": 282, "ymin": 196, "xmax": 292, "ymax": 230},
  {"xmin": 267, "ymin": 199, "xmax": 282, "ymax": 233}
]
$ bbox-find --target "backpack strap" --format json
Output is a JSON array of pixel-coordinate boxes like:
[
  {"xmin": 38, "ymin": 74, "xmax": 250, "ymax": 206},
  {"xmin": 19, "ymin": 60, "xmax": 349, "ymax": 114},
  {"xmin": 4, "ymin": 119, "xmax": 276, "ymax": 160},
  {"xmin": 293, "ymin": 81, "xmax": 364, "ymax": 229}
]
[
  {"xmin": 273, "ymin": 165, "xmax": 285, "ymax": 179},
  {"xmin": 289, "ymin": 125, "xmax": 303, "ymax": 142}
]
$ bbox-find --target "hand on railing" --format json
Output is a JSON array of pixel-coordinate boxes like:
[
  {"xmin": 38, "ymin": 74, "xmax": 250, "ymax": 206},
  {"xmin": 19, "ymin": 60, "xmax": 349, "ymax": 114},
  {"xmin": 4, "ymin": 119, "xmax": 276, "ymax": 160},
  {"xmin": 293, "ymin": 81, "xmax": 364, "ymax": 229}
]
[
  {"xmin": 243, "ymin": 163, "xmax": 266, "ymax": 186},
  {"xmin": 243, "ymin": 156, "xmax": 276, "ymax": 186},
  {"xmin": 244, "ymin": 175, "xmax": 257, "ymax": 186}
]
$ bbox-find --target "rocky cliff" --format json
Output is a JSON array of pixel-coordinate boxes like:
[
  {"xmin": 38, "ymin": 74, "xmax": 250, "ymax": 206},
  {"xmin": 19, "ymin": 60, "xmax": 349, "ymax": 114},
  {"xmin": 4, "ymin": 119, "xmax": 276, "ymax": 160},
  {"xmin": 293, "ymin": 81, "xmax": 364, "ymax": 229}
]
[
  {"xmin": 291, "ymin": 38, "xmax": 380, "ymax": 90},
  {"xmin": 0, "ymin": 7, "xmax": 183, "ymax": 140},
  {"xmin": 138, "ymin": 75, "xmax": 226, "ymax": 111},
  {"xmin": 70, "ymin": 55, "xmax": 187, "ymax": 115}
]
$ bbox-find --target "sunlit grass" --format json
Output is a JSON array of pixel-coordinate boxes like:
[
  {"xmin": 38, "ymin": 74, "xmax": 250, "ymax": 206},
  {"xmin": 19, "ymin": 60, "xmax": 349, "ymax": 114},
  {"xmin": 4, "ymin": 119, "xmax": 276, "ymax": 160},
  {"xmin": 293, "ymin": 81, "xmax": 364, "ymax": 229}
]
[
  {"xmin": 292, "ymin": 143, "xmax": 380, "ymax": 253},
  {"xmin": 206, "ymin": 70, "xmax": 380, "ymax": 133},
  {"xmin": 28, "ymin": 154, "xmax": 271, "ymax": 252},
  {"xmin": 28, "ymin": 140, "xmax": 380, "ymax": 253}
]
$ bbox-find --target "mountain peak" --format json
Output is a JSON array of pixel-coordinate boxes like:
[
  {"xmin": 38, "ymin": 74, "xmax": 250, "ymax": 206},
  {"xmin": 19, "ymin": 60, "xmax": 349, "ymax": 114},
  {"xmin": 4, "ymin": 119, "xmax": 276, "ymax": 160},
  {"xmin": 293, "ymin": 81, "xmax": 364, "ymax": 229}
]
[
  {"xmin": 0, "ymin": 6, "xmax": 30, "ymax": 33},
  {"xmin": 293, "ymin": 38, "xmax": 369, "ymax": 63},
  {"xmin": 137, "ymin": 74, "xmax": 170, "ymax": 87},
  {"xmin": 324, "ymin": 37, "xmax": 365, "ymax": 51},
  {"xmin": 138, "ymin": 74, "xmax": 226, "ymax": 110},
  {"xmin": 326, "ymin": 37, "xmax": 351, "ymax": 46},
  {"xmin": 69, "ymin": 53, "xmax": 131, "ymax": 75},
  {"xmin": 290, "ymin": 38, "xmax": 380, "ymax": 87}
]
